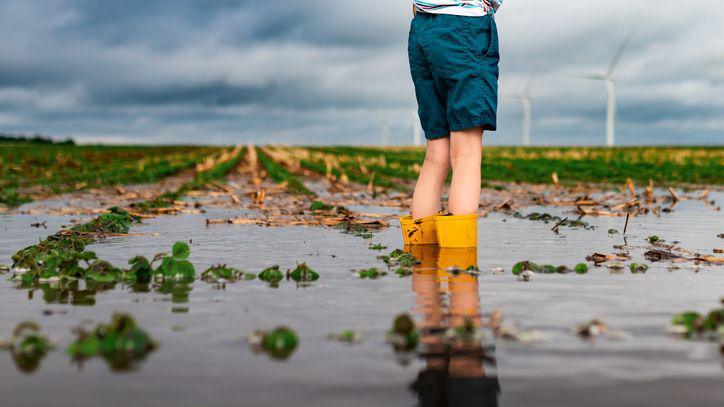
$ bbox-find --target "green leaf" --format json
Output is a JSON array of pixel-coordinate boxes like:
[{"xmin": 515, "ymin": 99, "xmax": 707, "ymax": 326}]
[
  {"xmin": 258, "ymin": 265, "xmax": 284, "ymax": 283},
  {"xmin": 287, "ymin": 263, "xmax": 319, "ymax": 282},
  {"xmin": 703, "ymin": 308, "xmax": 724, "ymax": 331},
  {"xmin": 358, "ymin": 268, "xmax": 386, "ymax": 279},
  {"xmin": 78, "ymin": 251, "xmax": 97, "ymax": 261},
  {"xmin": 262, "ymin": 327, "xmax": 298, "ymax": 359},
  {"xmin": 67, "ymin": 336, "xmax": 100, "ymax": 358},
  {"xmin": 172, "ymin": 260, "xmax": 196, "ymax": 280},
  {"xmin": 574, "ymin": 263, "xmax": 589, "ymax": 274},
  {"xmin": 512, "ymin": 261, "xmax": 539, "ymax": 275},
  {"xmin": 310, "ymin": 201, "xmax": 334, "ymax": 211},
  {"xmin": 172, "ymin": 242, "xmax": 190, "ymax": 260},
  {"xmin": 629, "ymin": 263, "xmax": 649, "ymax": 273},
  {"xmin": 128, "ymin": 256, "xmax": 152, "ymax": 283},
  {"xmin": 158, "ymin": 256, "xmax": 175, "ymax": 276},
  {"xmin": 672, "ymin": 311, "xmax": 703, "ymax": 337},
  {"xmin": 541, "ymin": 265, "xmax": 557, "ymax": 274}
]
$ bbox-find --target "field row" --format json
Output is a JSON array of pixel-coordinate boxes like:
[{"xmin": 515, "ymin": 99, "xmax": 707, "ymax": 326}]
[
  {"xmin": 299, "ymin": 146, "xmax": 724, "ymax": 186},
  {"xmin": 0, "ymin": 145, "xmax": 223, "ymax": 206},
  {"xmin": 2, "ymin": 144, "xmax": 721, "ymax": 209}
]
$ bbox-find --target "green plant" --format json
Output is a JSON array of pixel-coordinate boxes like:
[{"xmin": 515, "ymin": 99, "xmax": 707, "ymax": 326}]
[
  {"xmin": 258, "ymin": 265, "xmax": 284, "ymax": 284},
  {"xmin": 66, "ymin": 313, "xmax": 157, "ymax": 371},
  {"xmin": 358, "ymin": 268, "xmax": 387, "ymax": 279},
  {"xmin": 201, "ymin": 264, "xmax": 255, "ymax": 283},
  {"xmin": 386, "ymin": 313, "xmax": 420, "ymax": 351},
  {"xmin": 286, "ymin": 263, "xmax": 319, "ymax": 283},
  {"xmin": 1, "ymin": 322, "xmax": 53, "ymax": 373},
  {"xmin": 257, "ymin": 148, "xmax": 313, "ymax": 195},
  {"xmin": 249, "ymin": 326, "xmax": 299, "ymax": 360}
]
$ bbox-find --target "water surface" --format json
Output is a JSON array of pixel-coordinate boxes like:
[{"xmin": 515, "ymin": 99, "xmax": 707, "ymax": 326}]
[{"xmin": 0, "ymin": 194, "xmax": 722, "ymax": 407}]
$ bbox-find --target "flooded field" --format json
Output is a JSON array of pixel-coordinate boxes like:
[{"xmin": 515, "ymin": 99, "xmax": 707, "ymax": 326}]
[{"xmin": 1, "ymin": 189, "xmax": 722, "ymax": 407}]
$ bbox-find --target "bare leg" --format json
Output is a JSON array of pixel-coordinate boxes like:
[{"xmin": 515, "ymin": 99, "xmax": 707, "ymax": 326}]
[
  {"xmin": 412, "ymin": 137, "xmax": 450, "ymax": 219},
  {"xmin": 449, "ymin": 127, "xmax": 483, "ymax": 215}
]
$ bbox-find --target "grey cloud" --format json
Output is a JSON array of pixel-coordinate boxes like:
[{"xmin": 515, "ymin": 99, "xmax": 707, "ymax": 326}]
[{"xmin": 0, "ymin": 0, "xmax": 722, "ymax": 145}]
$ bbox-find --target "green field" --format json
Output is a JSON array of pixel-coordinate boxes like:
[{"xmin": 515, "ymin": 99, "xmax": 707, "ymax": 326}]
[
  {"xmin": 0, "ymin": 144, "xmax": 221, "ymax": 206},
  {"xmin": 303, "ymin": 146, "xmax": 723, "ymax": 186},
  {"xmin": 1, "ymin": 144, "xmax": 722, "ymax": 208}
]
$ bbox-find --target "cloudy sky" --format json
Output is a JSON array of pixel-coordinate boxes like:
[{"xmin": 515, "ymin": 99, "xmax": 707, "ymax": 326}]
[{"xmin": 1, "ymin": 0, "xmax": 723, "ymax": 146}]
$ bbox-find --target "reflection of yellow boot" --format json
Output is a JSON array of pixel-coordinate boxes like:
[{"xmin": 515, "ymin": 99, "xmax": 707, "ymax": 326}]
[
  {"xmin": 438, "ymin": 247, "xmax": 478, "ymax": 271},
  {"xmin": 406, "ymin": 245, "xmax": 440, "ymax": 273},
  {"xmin": 434, "ymin": 214, "xmax": 478, "ymax": 248},
  {"xmin": 400, "ymin": 214, "xmax": 439, "ymax": 245}
]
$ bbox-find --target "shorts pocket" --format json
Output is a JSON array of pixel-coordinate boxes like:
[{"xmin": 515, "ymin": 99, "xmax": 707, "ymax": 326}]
[
  {"xmin": 483, "ymin": 17, "xmax": 499, "ymax": 60},
  {"xmin": 458, "ymin": 15, "xmax": 496, "ymax": 59},
  {"xmin": 422, "ymin": 26, "xmax": 475, "ymax": 77}
]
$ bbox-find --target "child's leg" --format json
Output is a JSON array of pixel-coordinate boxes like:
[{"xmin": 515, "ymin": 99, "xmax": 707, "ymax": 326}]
[
  {"xmin": 412, "ymin": 137, "xmax": 450, "ymax": 219},
  {"xmin": 449, "ymin": 127, "xmax": 483, "ymax": 215}
]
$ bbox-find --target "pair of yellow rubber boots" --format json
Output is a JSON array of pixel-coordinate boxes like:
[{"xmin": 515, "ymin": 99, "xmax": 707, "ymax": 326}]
[{"xmin": 400, "ymin": 213, "xmax": 477, "ymax": 248}]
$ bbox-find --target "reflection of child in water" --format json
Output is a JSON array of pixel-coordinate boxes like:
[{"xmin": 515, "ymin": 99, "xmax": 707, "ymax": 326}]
[{"xmin": 409, "ymin": 246, "xmax": 500, "ymax": 406}]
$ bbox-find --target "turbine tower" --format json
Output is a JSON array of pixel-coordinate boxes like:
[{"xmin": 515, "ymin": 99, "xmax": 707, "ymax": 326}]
[
  {"xmin": 510, "ymin": 75, "xmax": 535, "ymax": 146},
  {"xmin": 580, "ymin": 32, "xmax": 634, "ymax": 147}
]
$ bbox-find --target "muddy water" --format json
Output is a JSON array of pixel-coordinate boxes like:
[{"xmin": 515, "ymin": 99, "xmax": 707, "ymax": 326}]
[{"xmin": 0, "ymin": 194, "xmax": 722, "ymax": 407}]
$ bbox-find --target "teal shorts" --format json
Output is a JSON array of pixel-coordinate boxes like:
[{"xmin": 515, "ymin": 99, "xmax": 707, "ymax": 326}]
[{"xmin": 408, "ymin": 12, "xmax": 500, "ymax": 140}]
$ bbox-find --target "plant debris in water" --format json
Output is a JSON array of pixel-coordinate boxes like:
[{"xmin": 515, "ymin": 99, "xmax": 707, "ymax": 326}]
[
  {"xmin": 258, "ymin": 265, "xmax": 284, "ymax": 285},
  {"xmin": 574, "ymin": 319, "xmax": 630, "ymax": 341},
  {"xmin": 201, "ymin": 264, "xmax": 255, "ymax": 285},
  {"xmin": 395, "ymin": 267, "xmax": 413, "ymax": 277},
  {"xmin": 129, "ymin": 241, "xmax": 196, "ymax": 284},
  {"xmin": 309, "ymin": 200, "xmax": 335, "ymax": 212},
  {"xmin": 286, "ymin": 263, "xmax": 320, "ymax": 284},
  {"xmin": 357, "ymin": 268, "xmax": 387, "ymax": 279},
  {"xmin": 647, "ymin": 235, "xmax": 663, "ymax": 244},
  {"xmin": 71, "ymin": 206, "xmax": 139, "ymax": 234},
  {"xmin": 628, "ymin": 263, "xmax": 649, "ymax": 273},
  {"xmin": 247, "ymin": 326, "xmax": 299, "ymax": 360},
  {"xmin": 67, "ymin": 313, "xmax": 157, "ymax": 371},
  {"xmin": 511, "ymin": 211, "xmax": 595, "ymax": 230},
  {"xmin": 668, "ymin": 299, "xmax": 723, "ymax": 354},
  {"xmin": 0, "ymin": 322, "xmax": 53, "ymax": 373},
  {"xmin": 9, "ymin": 146, "xmax": 246, "ymax": 286},
  {"xmin": 574, "ymin": 319, "xmax": 607, "ymax": 339},
  {"xmin": 328, "ymin": 330, "xmax": 362, "ymax": 344},
  {"xmin": 379, "ymin": 248, "xmax": 420, "ymax": 268},
  {"xmin": 512, "ymin": 261, "xmax": 590, "ymax": 276},
  {"xmin": 386, "ymin": 313, "xmax": 420, "ymax": 352}
]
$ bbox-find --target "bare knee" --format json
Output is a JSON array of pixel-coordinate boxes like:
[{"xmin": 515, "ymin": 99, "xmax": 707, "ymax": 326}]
[
  {"xmin": 450, "ymin": 129, "xmax": 482, "ymax": 167},
  {"xmin": 424, "ymin": 139, "xmax": 450, "ymax": 169}
]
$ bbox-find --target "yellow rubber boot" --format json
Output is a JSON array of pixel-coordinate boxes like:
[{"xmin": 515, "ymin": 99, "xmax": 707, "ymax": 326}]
[
  {"xmin": 405, "ymin": 245, "xmax": 440, "ymax": 274},
  {"xmin": 436, "ymin": 247, "xmax": 478, "ymax": 285},
  {"xmin": 400, "ymin": 214, "xmax": 439, "ymax": 245},
  {"xmin": 434, "ymin": 214, "xmax": 478, "ymax": 248}
]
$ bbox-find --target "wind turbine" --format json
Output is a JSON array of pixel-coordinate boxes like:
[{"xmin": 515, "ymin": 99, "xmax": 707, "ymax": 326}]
[
  {"xmin": 579, "ymin": 32, "xmax": 635, "ymax": 147},
  {"xmin": 510, "ymin": 75, "xmax": 535, "ymax": 146}
]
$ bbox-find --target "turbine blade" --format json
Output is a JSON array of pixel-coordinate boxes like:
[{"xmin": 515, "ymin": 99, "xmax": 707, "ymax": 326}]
[
  {"xmin": 575, "ymin": 74, "xmax": 606, "ymax": 81},
  {"xmin": 607, "ymin": 30, "xmax": 636, "ymax": 77}
]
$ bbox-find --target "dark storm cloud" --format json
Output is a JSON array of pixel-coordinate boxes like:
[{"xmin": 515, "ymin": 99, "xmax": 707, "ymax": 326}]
[
  {"xmin": 0, "ymin": 0, "xmax": 722, "ymax": 145},
  {"xmin": 89, "ymin": 79, "xmax": 397, "ymax": 110}
]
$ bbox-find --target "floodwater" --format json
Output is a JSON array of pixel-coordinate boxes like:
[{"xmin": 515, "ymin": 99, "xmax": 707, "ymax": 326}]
[{"xmin": 0, "ymin": 193, "xmax": 722, "ymax": 407}]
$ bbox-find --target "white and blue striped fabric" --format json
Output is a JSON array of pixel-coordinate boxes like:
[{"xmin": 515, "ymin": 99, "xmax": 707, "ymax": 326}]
[{"xmin": 413, "ymin": 1, "xmax": 502, "ymax": 16}]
